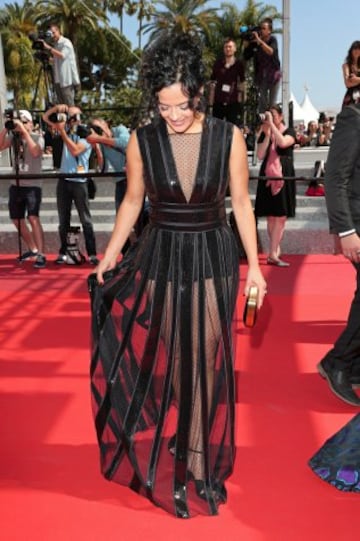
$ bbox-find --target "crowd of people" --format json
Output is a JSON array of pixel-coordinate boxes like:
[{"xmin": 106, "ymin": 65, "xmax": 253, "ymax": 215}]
[{"xmin": 2, "ymin": 19, "xmax": 360, "ymax": 517}]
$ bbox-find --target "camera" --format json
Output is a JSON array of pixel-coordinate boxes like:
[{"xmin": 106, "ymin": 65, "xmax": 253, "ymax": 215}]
[
  {"xmin": 256, "ymin": 113, "xmax": 267, "ymax": 123},
  {"xmin": 76, "ymin": 124, "xmax": 103, "ymax": 138},
  {"xmin": 4, "ymin": 109, "xmax": 20, "ymax": 131},
  {"xmin": 29, "ymin": 29, "xmax": 53, "ymax": 51},
  {"xmin": 239, "ymin": 25, "xmax": 261, "ymax": 41},
  {"xmin": 48, "ymin": 112, "xmax": 69, "ymax": 123},
  {"xmin": 28, "ymin": 30, "xmax": 53, "ymax": 62}
]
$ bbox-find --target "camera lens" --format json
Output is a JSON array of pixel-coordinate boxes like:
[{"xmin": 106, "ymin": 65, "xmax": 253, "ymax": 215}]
[
  {"xmin": 5, "ymin": 120, "xmax": 15, "ymax": 131},
  {"xmin": 256, "ymin": 113, "xmax": 266, "ymax": 123}
]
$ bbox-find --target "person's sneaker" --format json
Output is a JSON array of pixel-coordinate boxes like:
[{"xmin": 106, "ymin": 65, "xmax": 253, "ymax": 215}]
[
  {"xmin": 33, "ymin": 254, "xmax": 46, "ymax": 269},
  {"xmin": 89, "ymin": 255, "xmax": 99, "ymax": 266},
  {"xmin": 55, "ymin": 254, "xmax": 67, "ymax": 264},
  {"xmin": 17, "ymin": 250, "xmax": 38, "ymax": 262}
]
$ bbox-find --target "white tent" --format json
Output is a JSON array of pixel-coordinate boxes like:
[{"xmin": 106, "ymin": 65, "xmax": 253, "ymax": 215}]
[
  {"xmin": 300, "ymin": 91, "xmax": 319, "ymax": 126},
  {"xmin": 290, "ymin": 92, "xmax": 304, "ymax": 124}
]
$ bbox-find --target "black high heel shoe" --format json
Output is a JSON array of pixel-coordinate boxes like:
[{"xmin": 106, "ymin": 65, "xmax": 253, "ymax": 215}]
[
  {"xmin": 168, "ymin": 434, "xmax": 176, "ymax": 456},
  {"xmin": 187, "ymin": 471, "xmax": 227, "ymax": 504}
]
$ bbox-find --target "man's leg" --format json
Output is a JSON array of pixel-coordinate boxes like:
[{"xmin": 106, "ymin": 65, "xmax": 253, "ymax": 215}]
[
  {"xmin": 257, "ymin": 80, "xmax": 270, "ymax": 112},
  {"xmin": 223, "ymin": 102, "xmax": 241, "ymax": 126},
  {"xmin": 318, "ymin": 263, "xmax": 360, "ymax": 405},
  {"xmin": 54, "ymin": 83, "xmax": 62, "ymax": 105},
  {"xmin": 9, "ymin": 186, "xmax": 37, "ymax": 253},
  {"xmin": 59, "ymin": 85, "xmax": 75, "ymax": 106},
  {"xmin": 269, "ymin": 81, "xmax": 280, "ymax": 108},
  {"xmin": 72, "ymin": 182, "xmax": 97, "ymax": 257},
  {"xmin": 26, "ymin": 187, "xmax": 45, "ymax": 254},
  {"xmin": 56, "ymin": 179, "xmax": 72, "ymax": 255},
  {"xmin": 323, "ymin": 263, "xmax": 360, "ymax": 371},
  {"xmin": 115, "ymin": 179, "xmax": 131, "ymax": 254},
  {"xmin": 212, "ymin": 103, "xmax": 226, "ymax": 120}
]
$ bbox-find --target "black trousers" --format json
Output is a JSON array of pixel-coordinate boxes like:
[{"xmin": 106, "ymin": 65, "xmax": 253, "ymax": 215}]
[
  {"xmin": 323, "ymin": 262, "xmax": 360, "ymax": 371},
  {"xmin": 212, "ymin": 102, "xmax": 242, "ymax": 126},
  {"xmin": 56, "ymin": 179, "xmax": 97, "ymax": 257}
]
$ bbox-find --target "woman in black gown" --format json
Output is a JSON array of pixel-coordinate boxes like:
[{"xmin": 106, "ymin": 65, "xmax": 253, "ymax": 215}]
[{"xmin": 88, "ymin": 32, "xmax": 267, "ymax": 518}]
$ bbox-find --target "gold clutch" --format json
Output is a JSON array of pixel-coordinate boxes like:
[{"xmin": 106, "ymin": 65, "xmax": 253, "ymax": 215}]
[{"xmin": 243, "ymin": 285, "xmax": 258, "ymax": 327}]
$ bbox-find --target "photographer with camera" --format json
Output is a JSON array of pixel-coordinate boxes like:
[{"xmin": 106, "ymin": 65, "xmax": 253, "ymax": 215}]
[
  {"xmin": 254, "ymin": 105, "xmax": 296, "ymax": 267},
  {"xmin": 209, "ymin": 38, "xmax": 245, "ymax": 126},
  {"xmin": 0, "ymin": 110, "xmax": 46, "ymax": 268},
  {"xmin": 39, "ymin": 23, "xmax": 80, "ymax": 106},
  {"xmin": 86, "ymin": 119, "xmax": 129, "ymax": 211},
  {"xmin": 243, "ymin": 17, "xmax": 281, "ymax": 113},
  {"xmin": 86, "ymin": 119, "xmax": 132, "ymax": 254},
  {"xmin": 43, "ymin": 104, "xmax": 98, "ymax": 265}
]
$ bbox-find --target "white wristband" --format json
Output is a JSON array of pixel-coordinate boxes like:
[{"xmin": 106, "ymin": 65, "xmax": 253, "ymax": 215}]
[{"xmin": 338, "ymin": 229, "xmax": 356, "ymax": 238}]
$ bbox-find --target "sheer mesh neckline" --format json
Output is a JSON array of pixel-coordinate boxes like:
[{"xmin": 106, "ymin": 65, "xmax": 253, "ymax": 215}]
[{"xmin": 169, "ymin": 132, "xmax": 201, "ymax": 202}]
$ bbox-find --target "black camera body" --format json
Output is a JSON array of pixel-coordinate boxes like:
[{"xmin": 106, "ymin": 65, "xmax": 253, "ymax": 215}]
[
  {"xmin": 48, "ymin": 112, "xmax": 69, "ymax": 123},
  {"xmin": 239, "ymin": 25, "xmax": 261, "ymax": 41},
  {"xmin": 4, "ymin": 109, "xmax": 20, "ymax": 131},
  {"xmin": 76, "ymin": 124, "xmax": 103, "ymax": 138},
  {"xmin": 29, "ymin": 30, "xmax": 53, "ymax": 62},
  {"xmin": 29, "ymin": 30, "xmax": 53, "ymax": 51}
]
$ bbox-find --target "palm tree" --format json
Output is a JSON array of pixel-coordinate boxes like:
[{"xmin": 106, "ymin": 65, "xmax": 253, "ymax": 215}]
[
  {"xmin": 142, "ymin": 0, "xmax": 218, "ymax": 41},
  {"xmin": 103, "ymin": 0, "xmax": 128, "ymax": 34},
  {"xmin": 0, "ymin": 1, "xmax": 41, "ymax": 107},
  {"xmin": 126, "ymin": 0, "xmax": 154, "ymax": 49}
]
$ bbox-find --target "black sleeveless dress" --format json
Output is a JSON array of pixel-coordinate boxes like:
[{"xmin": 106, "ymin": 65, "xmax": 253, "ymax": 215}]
[{"xmin": 88, "ymin": 116, "xmax": 241, "ymax": 518}]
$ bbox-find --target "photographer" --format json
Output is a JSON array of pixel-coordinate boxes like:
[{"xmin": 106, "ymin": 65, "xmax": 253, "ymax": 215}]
[
  {"xmin": 254, "ymin": 105, "xmax": 296, "ymax": 267},
  {"xmin": 210, "ymin": 38, "xmax": 245, "ymax": 126},
  {"xmin": 86, "ymin": 119, "xmax": 130, "ymax": 211},
  {"xmin": 43, "ymin": 104, "xmax": 98, "ymax": 265},
  {"xmin": 243, "ymin": 17, "xmax": 281, "ymax": 112},
  {"xmin": 0, "ymin": 110, "xmax": 46, "ymax": 268},
  {"xmin": 40, "ymin": 23, "xmax": 80, "ymax": 106}
]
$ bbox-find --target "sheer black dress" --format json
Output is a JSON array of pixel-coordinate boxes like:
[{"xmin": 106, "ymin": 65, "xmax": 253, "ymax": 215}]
[{"xmin": 88, "ymin": 116, "xmax": 241, "ymax": 518}]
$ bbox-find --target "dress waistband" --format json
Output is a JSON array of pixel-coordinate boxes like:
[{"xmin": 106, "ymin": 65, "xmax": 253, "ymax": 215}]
[{"xmin": 149, "ymin": 201, "xmax": 227, "ymax": 232}]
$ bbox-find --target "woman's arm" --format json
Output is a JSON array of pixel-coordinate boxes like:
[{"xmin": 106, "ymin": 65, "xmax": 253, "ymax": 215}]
[
  {"xmin": 343, "ymin": 62, "xmax": 360, "ymax": 88},
  {"xmin": 269, "ymin": 119, "xmax": 295, "ymax": 148},
  {"xmin": 256, "ymin": 123, "xmax": 271, "ymax": 160},
  {"xmin": 96, "ymin": 130, "xmax": 145, "ymax": 283},
  {"xmin": 229, "ymin": 127, "xmax": 267, "ymax": 307}
]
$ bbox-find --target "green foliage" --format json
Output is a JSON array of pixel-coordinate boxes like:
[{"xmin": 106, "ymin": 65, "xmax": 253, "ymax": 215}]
[{"xmin": 0, "ymin": 0, "xmax": 282, "ymax": 117}]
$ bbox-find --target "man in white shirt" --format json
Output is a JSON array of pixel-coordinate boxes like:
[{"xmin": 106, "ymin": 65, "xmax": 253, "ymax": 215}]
[{"xmin": 42, "ymin": 23, "xmax": 80, "ymax": 106}]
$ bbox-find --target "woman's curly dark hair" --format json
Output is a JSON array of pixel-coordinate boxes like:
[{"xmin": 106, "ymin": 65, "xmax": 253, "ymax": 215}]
[
  {"xmin": 345, "ymin": 41, "xmax": 360, "ymax": 70},
  {"xmin": 139, "ymin": 31, "xmax": 206, "ymax": 120}
]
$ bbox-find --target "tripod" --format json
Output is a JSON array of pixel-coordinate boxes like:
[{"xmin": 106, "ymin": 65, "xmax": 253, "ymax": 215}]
[
  {"xmin": 31, "ymin": 55, "xmax": 56, "ymax": 110},
  {"xmin": 9, "ymin": 132, "xmax": 24, "ymax": 260}
]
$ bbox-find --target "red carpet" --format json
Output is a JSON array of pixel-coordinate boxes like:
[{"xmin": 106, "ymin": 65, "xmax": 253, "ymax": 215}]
[{"xmin": 0, "ymin": 254, "xmax": 358, "ymax": 540}]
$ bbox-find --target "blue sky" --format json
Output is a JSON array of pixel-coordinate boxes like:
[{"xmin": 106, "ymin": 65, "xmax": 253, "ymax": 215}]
[{"xmin": 1, "ymin": 0, "xmax": 358, "ymax": 113}]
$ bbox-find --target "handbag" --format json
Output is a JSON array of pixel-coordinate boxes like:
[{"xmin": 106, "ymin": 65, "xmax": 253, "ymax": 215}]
[
  {"xmin": 87, "ymin": 177, "xmax": 97, "ymax": 200},
  {"xmin": 243, "ymin": 286, "xmax": 258, "ymax": 327}
]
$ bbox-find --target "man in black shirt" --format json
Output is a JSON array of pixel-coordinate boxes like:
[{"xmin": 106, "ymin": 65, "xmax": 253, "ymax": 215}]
[
  {"xmin": 243, "ymin": 17, "xmax": 281, "ymax": 112},
  {"xmin": 210, "ymin": 38, "xmax": 245, "ymax": 126}
]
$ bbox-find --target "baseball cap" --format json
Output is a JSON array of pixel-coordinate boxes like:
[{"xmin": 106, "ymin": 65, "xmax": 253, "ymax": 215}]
[{"xmin": 19, "ymin": 110, "xmax": 33, "ymax": 123}]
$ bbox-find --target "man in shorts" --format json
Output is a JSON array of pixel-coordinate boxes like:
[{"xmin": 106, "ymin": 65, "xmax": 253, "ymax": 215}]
[{"xmin": 0, "ymin": 110, "xmax": 46, "ymax": 268}]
